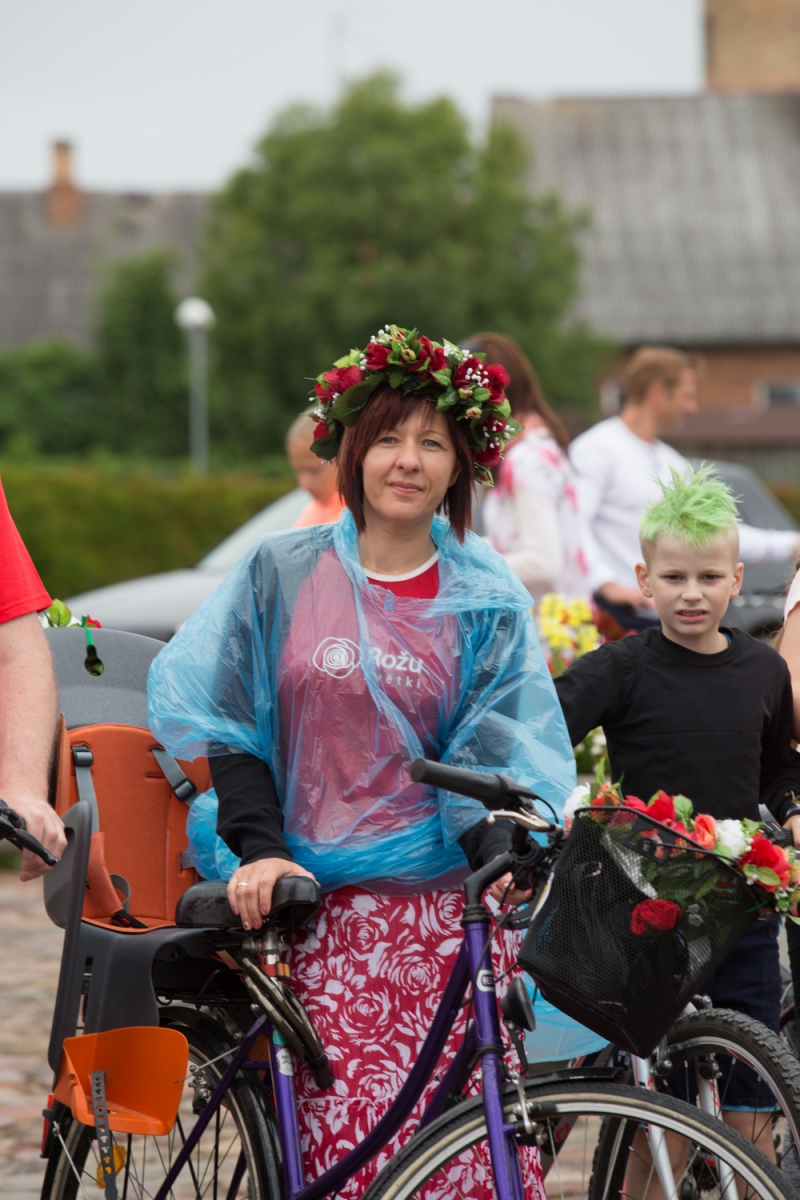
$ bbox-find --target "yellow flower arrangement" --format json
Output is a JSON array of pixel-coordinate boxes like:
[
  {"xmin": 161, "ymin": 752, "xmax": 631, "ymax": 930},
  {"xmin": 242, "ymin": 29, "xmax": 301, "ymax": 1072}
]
[{"xmin": 536, "ymin": 592, "xmax": 601, "ymax": 678}]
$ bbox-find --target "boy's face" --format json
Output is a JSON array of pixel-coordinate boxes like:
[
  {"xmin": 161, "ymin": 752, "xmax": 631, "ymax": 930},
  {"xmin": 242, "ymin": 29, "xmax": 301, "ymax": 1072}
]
[{"xmin": 635, "ymin": 532, "xmax": 743, "ymax": 650}]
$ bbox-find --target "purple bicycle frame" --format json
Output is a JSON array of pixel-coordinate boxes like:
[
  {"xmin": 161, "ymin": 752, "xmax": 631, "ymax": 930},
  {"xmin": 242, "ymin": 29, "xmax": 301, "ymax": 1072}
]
[{"xmin": 154, "ymin": 857, "xmax": 526, "ymax": 1200}]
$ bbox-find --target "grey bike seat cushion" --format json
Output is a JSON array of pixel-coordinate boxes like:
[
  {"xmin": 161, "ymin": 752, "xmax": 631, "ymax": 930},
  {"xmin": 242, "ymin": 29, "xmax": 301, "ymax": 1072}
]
[{"xmin": 176, "ymin": 875, "xmax": 320, "ymax": 934}]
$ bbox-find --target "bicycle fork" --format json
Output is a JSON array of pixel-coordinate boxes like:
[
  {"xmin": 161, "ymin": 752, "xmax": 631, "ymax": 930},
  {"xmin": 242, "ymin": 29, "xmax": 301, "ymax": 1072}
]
[{"xmin": 633, "ymin": 1055, "xmax": 737, "ymax": 1200}]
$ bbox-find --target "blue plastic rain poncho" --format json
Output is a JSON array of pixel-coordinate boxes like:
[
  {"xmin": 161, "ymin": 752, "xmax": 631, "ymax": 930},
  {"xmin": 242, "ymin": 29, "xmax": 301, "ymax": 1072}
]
[{"xmin": 148, "ymin": 510, "xmax": 576, "ymax": 892}]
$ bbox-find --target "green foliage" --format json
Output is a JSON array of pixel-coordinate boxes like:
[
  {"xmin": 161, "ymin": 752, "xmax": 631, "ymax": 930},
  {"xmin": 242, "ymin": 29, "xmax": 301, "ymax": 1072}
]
[
  {"xmin": 0, "ymin": 342, "xmax": 103, "ymax": 457},
  {"xmin": 1, "ymin": 464, "xmax": 292, "ymax": 598},
  {"xmin": 202, "ymin": 73, "xmax": 613, "ymax": 455},
  {"xmin": 96, "ymin": 250, "xmax": 186, "ymax": 455}
]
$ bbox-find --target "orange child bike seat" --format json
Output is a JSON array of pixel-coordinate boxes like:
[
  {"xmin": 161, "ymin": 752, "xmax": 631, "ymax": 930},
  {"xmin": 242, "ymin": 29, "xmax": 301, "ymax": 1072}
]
[
  {"xmin": 54, "ymin": 1026, "xmax": 189, "ymax": 1135},
  {"xmin": 53, "ymin": 718, "xmax": 211, "ymax": 930}
]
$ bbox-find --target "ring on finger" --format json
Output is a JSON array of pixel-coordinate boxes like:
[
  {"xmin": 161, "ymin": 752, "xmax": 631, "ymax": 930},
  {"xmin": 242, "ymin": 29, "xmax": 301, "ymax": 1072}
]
[{"xmin": 236, "ymin": 881, "xmax": 249, "ymax": 890}]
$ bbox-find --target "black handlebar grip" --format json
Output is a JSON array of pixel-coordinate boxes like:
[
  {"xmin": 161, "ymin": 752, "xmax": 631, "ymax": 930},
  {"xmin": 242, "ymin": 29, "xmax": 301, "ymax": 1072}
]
[
  {"xmin": 763, "ymin": 820, "xmax": 793, "ymax": 849},
  {"xmin": 410, "ymin": 758, "xmax": 510, "ymax": 809}
]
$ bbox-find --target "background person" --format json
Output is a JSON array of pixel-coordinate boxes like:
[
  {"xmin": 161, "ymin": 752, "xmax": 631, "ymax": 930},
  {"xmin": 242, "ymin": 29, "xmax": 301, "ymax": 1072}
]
[
  {"xmin": 286, "ymin": 412, "xmax": 345, "ymax": 527},
  {"xmin": 466, "ymin": 332, "xmax": 594, "ymax": 604},
  {"xmin": 571, "ymin": 346, "xmax": 800, "ymax": 632},
  {"xmin": 149, "ymin": 326, "xmax": 576, "ymax": 1198},
  {"xmin": 0, "ymin": 481, "xmax": 66, "ymax": 879}
]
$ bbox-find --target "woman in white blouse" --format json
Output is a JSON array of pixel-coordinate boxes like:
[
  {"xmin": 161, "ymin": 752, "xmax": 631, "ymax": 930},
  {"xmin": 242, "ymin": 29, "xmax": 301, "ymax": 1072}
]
[{"xmin": 468, "ymin": 332, "xmax": 593, "ymax": 604}]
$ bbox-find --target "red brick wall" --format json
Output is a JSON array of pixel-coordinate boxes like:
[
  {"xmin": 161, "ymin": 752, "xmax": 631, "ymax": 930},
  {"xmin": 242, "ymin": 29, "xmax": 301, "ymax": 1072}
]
[
  {"xmin": 601, "ymin": 346, "xmax": 800, "ymax": 413},
  {"xmin": 706, "ymin": 0, "xmax": 800, "ymax": 91}
]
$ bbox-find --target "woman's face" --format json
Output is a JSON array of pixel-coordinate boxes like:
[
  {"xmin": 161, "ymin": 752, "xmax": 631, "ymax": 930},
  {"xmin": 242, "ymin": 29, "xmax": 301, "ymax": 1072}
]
[{"xmin": 360, "ymin": 406, "xmax": 459, "ymax": 531}]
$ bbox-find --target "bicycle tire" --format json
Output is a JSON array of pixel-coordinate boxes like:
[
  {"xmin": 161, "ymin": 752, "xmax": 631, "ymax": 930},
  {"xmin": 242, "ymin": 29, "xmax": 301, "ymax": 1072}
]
[
  {"xmin": 594, "ymin": 1007, "xmax": 800, "ymax": 1197},
  {"xmin": 361, "ymin": 1079, "xmax": 795, "ymax": 1200},
  {"xmin": 40, "ymin": 1009, "xmax": 282, "ymax": 1200}
]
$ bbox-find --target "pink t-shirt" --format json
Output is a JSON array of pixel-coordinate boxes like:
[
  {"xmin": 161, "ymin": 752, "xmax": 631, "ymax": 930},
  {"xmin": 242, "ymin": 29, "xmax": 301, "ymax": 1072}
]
[{"xmin": 277, "ymin": 549, "xmax": 455, "ymax": 846}]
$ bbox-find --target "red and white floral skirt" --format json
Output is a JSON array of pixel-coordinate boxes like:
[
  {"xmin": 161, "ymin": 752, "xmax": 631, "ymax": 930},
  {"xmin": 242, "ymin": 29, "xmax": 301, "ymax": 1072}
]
[{"xmin": 286, "ymin": 886, "xmax": 544, "ymax": 1199}]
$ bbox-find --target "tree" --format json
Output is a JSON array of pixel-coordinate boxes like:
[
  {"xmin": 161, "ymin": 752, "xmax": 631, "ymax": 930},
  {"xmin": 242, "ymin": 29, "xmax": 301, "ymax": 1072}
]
[
  {"xmin": 202, "ymin": 73, "xmax": 612, "ymax": 455},
  {"xmin": 0, "ymin": 342, "xmax": 103, "ymax": 457},
  {"xmin": 96, "ymin": 250, "xmax": 186, "ymax": 456}
]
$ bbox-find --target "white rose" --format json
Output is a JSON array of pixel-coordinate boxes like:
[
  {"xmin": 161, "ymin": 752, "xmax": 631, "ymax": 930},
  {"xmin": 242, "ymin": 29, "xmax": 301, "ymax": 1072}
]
[
  {"xmin": 715, "ymin": 819, "xmax": 747, "ymax": 860},
  {"xmin": 564, "ymin": 784, "xmax": 590, "ymax": 823}
]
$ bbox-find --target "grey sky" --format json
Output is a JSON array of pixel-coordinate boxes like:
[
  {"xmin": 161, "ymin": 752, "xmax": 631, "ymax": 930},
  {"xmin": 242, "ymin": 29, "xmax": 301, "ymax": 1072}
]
[{"xmin": 0, "ymin": 0, "xmax": 702, "ymax": 191}]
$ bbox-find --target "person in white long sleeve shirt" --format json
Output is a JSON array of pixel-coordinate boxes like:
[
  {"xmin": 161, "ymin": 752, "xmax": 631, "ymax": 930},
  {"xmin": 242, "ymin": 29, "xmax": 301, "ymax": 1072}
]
[
  {"xmin": 469, "ymin": 332, "xmax": 594, "ymax": 603},
  {"xmin": 571, "ymin": 346, "xmax": 800, "ymax": 630}
]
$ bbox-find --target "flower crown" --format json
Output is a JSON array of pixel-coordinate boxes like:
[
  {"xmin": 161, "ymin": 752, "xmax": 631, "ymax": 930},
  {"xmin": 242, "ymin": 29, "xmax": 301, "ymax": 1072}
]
[{"xmin": 309, "ymin": 325, "xmax": 520, "ymax": 486}]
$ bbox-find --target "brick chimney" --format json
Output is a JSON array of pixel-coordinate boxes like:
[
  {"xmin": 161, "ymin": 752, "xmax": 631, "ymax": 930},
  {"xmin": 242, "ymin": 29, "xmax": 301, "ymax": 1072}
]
[
  {"xmin": 46, "ymin": 140, "xmax": 84, "ymax": 228},
  {"xmin": 706, "ymin": 0, "xmax": 800, "ymax": 91}
]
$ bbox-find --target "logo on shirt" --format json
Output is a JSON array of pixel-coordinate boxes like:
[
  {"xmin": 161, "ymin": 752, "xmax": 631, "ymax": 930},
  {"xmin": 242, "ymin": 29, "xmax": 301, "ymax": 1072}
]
[{"xmin": 313, "ymin": 637, "xmax": 361, "ymax": 679}]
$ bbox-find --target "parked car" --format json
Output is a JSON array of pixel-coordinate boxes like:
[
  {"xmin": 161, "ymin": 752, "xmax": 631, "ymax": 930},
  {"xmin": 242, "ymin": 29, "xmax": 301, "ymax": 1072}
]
[
  {"xmin": 66, "ymin": 488, "xmax": 310, "ymax": 641},
  {"xmin": 66, "ymin": 463, "xmax": 796, "ymax": 640}
]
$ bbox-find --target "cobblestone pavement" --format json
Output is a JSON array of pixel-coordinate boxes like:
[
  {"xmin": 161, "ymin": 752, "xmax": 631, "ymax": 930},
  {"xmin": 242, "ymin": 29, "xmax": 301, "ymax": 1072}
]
[{"xmin": 0, "ymin": 869, "xmax": 62, "ymax": 1199}]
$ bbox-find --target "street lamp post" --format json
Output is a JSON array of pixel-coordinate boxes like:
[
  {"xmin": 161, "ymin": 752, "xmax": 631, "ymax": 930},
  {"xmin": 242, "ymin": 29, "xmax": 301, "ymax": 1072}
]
[{"xmin": 175, "ymin": 296, "xmax": 215, "ymax": 473}]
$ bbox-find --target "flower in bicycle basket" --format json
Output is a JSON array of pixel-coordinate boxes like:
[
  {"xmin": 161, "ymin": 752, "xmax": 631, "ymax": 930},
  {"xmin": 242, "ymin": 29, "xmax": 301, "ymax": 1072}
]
[
  {"xmin": 739, "ymin": 833, "xmax": 792, "ymax": 892},
  {"xmin": 622, "ymin": 796, "xmax": 648, "ymax": 813},
  {"xmin": 630, "ymin": 898, "xmax": 682, "ymax": 936},
  {"xmin": 692, "ymin": 812, "xmax": 718, "ymax": 852},
  {"xmin": 646, "ymin": 792, "xmax": 677, "ymax": 824}
]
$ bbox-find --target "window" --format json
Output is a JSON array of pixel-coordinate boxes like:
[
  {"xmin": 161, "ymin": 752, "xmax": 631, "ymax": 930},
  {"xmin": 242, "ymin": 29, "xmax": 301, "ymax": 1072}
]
[{"xmin": 758, "ymin": 380, "xmax": 800, "ymax": 407}]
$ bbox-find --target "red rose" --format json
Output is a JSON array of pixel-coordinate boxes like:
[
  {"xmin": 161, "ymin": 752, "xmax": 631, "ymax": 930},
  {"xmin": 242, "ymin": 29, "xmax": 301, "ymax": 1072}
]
[
  {"xmin": 591, "ymin": 782, "xmax": 620, "ymax": 807},
  {"xmin": 486, "ymin": 363, "xmax": 510, "ymax": 399},
  {"xmin": 84, "ymin": 616, "xmax": 102, "ymax": 628},
  {"xmin": 630, "ymin": 898, "xmax": 682, "ymax": 936},
  {"xmin": 409, "ymin": 335, "xmax": 434, "ymax": 374},
  {"xmin": 647, "ymin": 792, "xmax": 676, "ymax": 824},
  {"xmin": 452, "ymin": 356, "xmax": 482, "ymax": 389},
  {"xmin": 474, "ymin": 446, "xmax": 502, "ymax": 469},
  {"xmin": 740, "ymin": 833, "xmax": 791, "ymax": 890},
  {"xmin": 314, "ymin": 365, "xmax": 364, "ymax": 400},
  {"xmin": 365, "ymin": 342, "xmax": 390, "ymax": 371},
  {"xmin": 622, "ymin": 796, "xmax": 648, "ymax": 813},
  {"xmin": 485, "ymin": 416, "xmax": 508, "ymax": 436},
  {"xmin": 313, "ymin": 420, "xmax": 330, "ymax": 441}
]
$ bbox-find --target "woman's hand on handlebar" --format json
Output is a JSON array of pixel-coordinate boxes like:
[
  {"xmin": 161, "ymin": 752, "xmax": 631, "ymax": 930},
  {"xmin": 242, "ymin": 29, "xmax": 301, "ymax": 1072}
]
[
  {"xmin": 488, "ymin": 870, "xmax": 532, "ymax": 908},
  {"xmin": 228, "ymin": 857, "xmax": 318, "ymax": 931},
  {"xmin": 11, "ymin": 797, "xmax": 66, "ymax": 881}
]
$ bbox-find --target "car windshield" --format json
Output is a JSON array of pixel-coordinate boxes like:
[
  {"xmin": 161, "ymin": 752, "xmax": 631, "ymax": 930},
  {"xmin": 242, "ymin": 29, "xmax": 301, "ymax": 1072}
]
[{"xmin": 198, "ymin": 489, "xmax": 311, "ymax": 571}]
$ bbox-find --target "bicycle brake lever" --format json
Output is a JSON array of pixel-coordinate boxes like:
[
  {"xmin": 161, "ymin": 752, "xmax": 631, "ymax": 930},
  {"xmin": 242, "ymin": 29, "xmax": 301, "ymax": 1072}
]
[
  {"xmin": 0, "ymin": 814, "xmax": 57, "ymax": 867},
  {"xmin": 485, "ymin": 809, "xmax": 554, "ymax": 834}
]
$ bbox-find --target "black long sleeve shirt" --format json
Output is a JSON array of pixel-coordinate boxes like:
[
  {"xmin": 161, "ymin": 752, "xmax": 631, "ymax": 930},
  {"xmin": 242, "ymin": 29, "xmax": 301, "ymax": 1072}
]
[
  {"xmin": 210, "ymin": 753, "xmax": 511, "ymax": 871},
  {"xmin": 554, "ymin": 627, "xmax": 800, "ymax": 825}
]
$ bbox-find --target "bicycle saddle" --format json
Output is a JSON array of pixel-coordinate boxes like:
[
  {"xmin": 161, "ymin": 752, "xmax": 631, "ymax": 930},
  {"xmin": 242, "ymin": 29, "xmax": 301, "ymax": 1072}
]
[{"xmin": 175, "ymin": 875, "xmax": 320, "ymax": 936}]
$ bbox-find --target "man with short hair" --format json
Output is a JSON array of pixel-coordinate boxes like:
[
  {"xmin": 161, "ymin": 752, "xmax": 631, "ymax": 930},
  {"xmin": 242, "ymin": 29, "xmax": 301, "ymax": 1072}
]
[
  {"xmin": 0, "ymin": 482, "xmax": 66, "ymax": 879},
  {"xmin": 572, "ymin": 346, "xmax": 800, "ymax": 631},
  {"xmin": 286, "ymin": 414, "xmax": 345, "ymax": 528}
]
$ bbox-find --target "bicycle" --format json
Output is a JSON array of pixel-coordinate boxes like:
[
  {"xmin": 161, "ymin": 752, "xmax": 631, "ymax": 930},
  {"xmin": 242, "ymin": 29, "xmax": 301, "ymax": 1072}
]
[{"xmin": 35, "ymin": 755, "xmax": 796, "ymax": 1200}]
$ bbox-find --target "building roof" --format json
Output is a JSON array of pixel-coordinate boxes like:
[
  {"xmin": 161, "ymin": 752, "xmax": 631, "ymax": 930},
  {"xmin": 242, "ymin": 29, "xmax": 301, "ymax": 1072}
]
[
  {"xmin": 494, "ymin": 92, "xmax": 800, "ymax": 346},
  {"xmin": 667, "ymin": 404, "xmax": 800, "ymax": 446},
  {"xmin": 0, "ymin": 191, "xmax": 207, "ymax": 351}
]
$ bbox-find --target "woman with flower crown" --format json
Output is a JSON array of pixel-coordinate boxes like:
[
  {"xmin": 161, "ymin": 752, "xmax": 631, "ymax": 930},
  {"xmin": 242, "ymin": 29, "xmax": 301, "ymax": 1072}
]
[{"xmin": 148, "ymin": 325, "xmax": 576, "ymax": 1197}]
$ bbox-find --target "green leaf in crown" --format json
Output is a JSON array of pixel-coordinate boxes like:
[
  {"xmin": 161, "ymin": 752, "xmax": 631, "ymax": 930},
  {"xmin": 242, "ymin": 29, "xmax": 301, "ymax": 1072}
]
[{"xmin": 307, "ymin": 324, "xmax": 521, "ymax": 485}]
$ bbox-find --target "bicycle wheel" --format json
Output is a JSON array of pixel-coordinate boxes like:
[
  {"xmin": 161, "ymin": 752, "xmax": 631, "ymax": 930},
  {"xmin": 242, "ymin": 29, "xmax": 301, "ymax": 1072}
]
[
  {"xmin": 362, "ymin": 1080, "xmax": 794, "ymax": 1200},
  {"xmin": 41, "ymin": 1010, "xmax": 282, "ymax": 1200}
]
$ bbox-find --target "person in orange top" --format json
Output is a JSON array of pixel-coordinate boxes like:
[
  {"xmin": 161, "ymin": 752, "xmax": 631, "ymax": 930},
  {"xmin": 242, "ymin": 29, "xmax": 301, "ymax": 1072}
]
[{"xmin": 286, "ymin": 414, "xmax": 345, "ymax": 528}]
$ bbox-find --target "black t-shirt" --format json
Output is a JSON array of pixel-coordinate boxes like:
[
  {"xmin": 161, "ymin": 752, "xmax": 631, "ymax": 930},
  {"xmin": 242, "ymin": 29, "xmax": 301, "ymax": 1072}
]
[{"xmin": 554, "ymin": 627, "xmax": 800, "ymax": 824}]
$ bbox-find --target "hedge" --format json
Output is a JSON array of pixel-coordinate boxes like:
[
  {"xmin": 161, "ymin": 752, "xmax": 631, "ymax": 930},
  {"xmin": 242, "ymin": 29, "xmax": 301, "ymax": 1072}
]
[{"xmin": 1, "ymin": 465, "xmax": 293, "ymax": 600}]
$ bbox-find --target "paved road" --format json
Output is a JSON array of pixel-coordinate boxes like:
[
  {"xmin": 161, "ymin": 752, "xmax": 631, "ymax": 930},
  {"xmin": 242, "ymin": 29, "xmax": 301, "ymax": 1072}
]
[{"xmin": 0, "ymin": 869, "xmax": 62, "ymax": 1199}]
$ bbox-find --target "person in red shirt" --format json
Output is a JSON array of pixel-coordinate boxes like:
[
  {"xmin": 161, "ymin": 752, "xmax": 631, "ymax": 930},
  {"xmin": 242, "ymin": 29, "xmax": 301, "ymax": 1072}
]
[{"xmin": 0, "ymin": 481, "xmax": 66, "ymax": 879}]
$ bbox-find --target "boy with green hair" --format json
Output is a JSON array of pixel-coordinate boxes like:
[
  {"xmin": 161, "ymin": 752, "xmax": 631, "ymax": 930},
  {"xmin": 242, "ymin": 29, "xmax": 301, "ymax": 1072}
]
[{"xmin": 555, "ymin": 466, "xmax": 800, "ymax": 1156}]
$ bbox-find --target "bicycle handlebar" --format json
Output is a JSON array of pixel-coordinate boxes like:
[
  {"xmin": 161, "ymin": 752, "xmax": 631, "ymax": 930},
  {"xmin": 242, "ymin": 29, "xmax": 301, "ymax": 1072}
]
[
  {"xmin": 410, "ymin": 758, "xmax": 543, "ymax": 812},
  {"xmin": 0, "ymin": 801, "xmax": 57, "ymax": 867}
]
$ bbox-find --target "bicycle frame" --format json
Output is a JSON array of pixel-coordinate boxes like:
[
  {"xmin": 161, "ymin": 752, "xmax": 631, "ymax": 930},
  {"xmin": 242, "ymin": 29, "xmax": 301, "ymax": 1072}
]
[{"xmin": 153, "ymin": 851, "xmax": 529, "ymax": 1200}]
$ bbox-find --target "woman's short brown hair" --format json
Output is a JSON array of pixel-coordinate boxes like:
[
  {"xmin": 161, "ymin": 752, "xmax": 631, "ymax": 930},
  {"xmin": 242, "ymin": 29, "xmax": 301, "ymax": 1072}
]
[
  {"xmin": 462, "ymin": 331, "xmax": 570, "ymax": 452},
  {"xmin": 336, "ymin": 385, "xmax": 474, "ymax": 541}
]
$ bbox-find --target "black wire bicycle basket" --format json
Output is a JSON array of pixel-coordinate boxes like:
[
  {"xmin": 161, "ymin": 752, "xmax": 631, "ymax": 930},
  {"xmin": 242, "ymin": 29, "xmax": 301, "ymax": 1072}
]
[{"xmin": 517, "ymin": 806, "xmax": 759, "ymax": 1056}]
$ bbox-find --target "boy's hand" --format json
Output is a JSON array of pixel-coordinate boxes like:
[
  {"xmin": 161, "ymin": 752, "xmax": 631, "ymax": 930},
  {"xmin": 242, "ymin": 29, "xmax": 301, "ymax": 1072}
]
[{"xmin": 783, "ymin": 813, "xmax": 800, "ymax": 850}]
